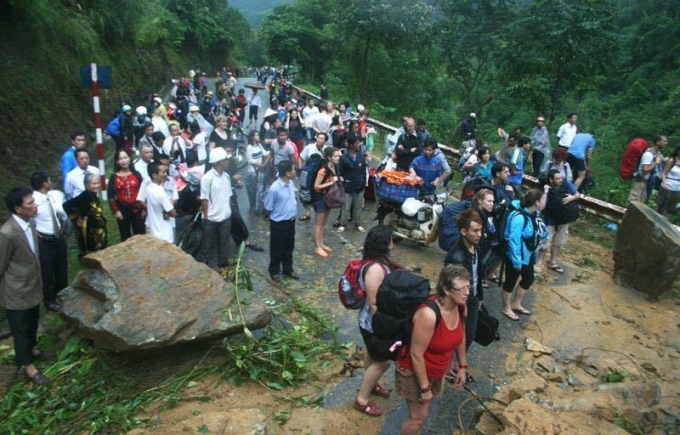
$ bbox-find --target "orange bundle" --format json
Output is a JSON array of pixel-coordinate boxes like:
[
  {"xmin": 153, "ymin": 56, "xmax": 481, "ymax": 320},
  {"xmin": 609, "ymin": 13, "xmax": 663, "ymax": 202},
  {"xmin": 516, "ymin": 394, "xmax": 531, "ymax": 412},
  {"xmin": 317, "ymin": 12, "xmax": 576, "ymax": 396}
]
[{"xmin": 378, "ymin": 170, "xmax": 422, "ymax": 186}]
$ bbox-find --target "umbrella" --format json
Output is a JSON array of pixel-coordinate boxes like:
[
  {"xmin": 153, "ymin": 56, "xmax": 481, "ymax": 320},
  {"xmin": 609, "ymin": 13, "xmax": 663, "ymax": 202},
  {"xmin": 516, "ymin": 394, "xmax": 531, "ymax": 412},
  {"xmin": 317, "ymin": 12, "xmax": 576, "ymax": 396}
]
[{"xmin": 244, "ymin": 82, "xmax": 265, "ymax": 90}]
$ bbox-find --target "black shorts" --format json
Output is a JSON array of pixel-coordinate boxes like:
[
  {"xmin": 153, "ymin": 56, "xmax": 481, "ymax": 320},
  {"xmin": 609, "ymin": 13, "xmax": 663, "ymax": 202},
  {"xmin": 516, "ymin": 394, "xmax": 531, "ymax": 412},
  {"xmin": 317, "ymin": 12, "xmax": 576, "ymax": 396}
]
[{"xmin": 567, "ymin": 154, "xmax": 586, "ymax": 173}]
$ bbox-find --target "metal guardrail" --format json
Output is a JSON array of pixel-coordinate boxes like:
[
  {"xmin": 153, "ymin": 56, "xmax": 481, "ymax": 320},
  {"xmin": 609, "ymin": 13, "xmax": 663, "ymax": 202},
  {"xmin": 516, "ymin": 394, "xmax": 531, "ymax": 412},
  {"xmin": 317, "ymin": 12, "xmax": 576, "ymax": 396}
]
[{"xmin": 293, "ymin": 86, "xmax": 627, "ymax": 223}]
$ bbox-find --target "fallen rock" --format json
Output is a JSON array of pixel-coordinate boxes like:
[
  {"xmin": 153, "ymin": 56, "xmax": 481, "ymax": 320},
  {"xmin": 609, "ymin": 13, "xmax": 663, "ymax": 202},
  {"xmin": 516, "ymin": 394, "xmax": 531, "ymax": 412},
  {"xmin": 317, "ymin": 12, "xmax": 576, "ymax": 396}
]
[
  {"xmin": 60, "ymin": 235, "xmax": 272, "ymax": 351},
  {"xmin": 525, "ymin": 338, "xmax": 554, "ymax": 355},
  {"xmin": 508, "ymin": 371, "xmax": 547, "ymax": 400},
  {"xmin": 613, "ymin": 201, "xmax": 680, "ymax": 300}
]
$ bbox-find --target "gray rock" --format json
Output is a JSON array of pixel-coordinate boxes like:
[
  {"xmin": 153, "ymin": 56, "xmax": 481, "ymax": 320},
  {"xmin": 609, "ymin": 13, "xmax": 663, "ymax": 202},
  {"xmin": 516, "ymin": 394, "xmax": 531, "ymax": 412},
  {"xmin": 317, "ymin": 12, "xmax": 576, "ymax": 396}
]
[
  {"xmin": 613, "ymin": 201, "xmax": 680, "ymax": 300},
  {"xmin": 59, "ymin": 235, "xmax": 272, "ymax": 351}
]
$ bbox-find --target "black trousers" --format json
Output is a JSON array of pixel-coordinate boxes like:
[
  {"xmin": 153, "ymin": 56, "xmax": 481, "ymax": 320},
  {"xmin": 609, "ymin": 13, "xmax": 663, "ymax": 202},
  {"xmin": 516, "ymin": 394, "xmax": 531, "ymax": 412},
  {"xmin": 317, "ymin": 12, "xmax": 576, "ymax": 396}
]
[
  {"xmin": 465, "ymin": 293, "xmax": 480, "ymax": 350},
  {"xmin": 199, "ymin": 218, "xmax": 232, "ymax": 270},
  {"xmin": 5, "ymin": 305, "xmax": 40, "ymax": 366},
  {"xmin": 230, "ymin": 211, "xmax": 250, "ymax": 246},
  {"xmin": 269, "ymin": 219, "xmax": 295, "ymax": 276},
  {"xmin": 38, "ymin": 235, "xmax": 68, "ymax": 304},
  {"xmin": 116, "ymin": 209, "xmax": 145, "ymax": 242}
]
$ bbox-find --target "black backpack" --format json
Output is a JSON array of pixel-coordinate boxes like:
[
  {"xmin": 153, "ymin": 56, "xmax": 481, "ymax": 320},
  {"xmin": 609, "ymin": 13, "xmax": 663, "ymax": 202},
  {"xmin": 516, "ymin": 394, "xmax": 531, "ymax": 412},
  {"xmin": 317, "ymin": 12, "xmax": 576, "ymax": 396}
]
[
  {"xmin": 298, "ymin": 154, "xmax": 325, "ymax": 204},
  {"xmin": 370, "ymin": 270, "xmax": 441, "ymax": 361},
  {"xmin": 547, "ymin": 185, "xmax": 579, "ymax": 225}
]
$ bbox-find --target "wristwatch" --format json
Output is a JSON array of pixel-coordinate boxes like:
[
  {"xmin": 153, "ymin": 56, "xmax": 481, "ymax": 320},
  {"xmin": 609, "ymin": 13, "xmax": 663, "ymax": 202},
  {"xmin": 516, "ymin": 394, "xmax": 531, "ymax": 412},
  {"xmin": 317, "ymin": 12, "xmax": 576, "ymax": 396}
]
[{"xmin": 419, "ymin": 384, "xmax": 431, "ymax": 394}]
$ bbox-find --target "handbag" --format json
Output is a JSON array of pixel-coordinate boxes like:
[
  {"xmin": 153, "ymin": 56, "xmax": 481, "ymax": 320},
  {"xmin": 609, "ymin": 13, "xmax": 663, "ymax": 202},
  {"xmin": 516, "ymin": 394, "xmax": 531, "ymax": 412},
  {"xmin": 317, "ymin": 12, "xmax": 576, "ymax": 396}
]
[
  {"xmin": 474, "ymin": 304, "xmax": 500, "ymax": 346},
  {"xmin": 323, "ymin": 181, "xmax": 346, "ymax": 208}
]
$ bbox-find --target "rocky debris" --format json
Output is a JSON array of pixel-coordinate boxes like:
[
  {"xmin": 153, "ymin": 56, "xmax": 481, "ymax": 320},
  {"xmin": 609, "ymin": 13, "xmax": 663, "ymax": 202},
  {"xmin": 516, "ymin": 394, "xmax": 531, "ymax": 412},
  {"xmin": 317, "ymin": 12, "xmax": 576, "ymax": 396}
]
[
  {"xmin": 59, "ymin": 235, "xmax": 272, "ymax": 351},
  {"xmin": 613, "ymin": 201, "xmax": 680, "ymax": 300},
  {"xmin": 525, "ymin": 338, "xmax": 554, "ymax": 355},
  {"xmin": 507, "ymin": 371, "xmax": 547, "ymax": 400},
  {"xmin": 479, "ymin": 398, "xmax": 630, "ymax": 435}
]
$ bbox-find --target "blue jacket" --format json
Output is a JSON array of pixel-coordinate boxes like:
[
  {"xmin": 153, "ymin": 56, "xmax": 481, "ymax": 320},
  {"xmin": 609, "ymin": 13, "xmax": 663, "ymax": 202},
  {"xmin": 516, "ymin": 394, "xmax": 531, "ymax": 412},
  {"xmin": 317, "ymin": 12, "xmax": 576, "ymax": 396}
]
[
  {"xmin": 410, "ymin": 154, "xmax": 443, "ymax": 195},
  {"xmin": 505, "ymin": 202, "xmax": 542, "ymax": 269}
]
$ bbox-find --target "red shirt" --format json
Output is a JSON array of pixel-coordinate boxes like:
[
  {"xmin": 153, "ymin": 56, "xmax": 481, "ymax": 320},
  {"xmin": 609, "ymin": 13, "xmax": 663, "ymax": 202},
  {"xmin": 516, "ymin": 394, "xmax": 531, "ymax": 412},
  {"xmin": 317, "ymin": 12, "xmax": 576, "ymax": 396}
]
[
  {"xmin": 397, "ymin": 298, "xmax": 465, "ymax": 379},
  {"xmin": 110, "ymin": 173, "xmax": 141, "ymax": 213}
]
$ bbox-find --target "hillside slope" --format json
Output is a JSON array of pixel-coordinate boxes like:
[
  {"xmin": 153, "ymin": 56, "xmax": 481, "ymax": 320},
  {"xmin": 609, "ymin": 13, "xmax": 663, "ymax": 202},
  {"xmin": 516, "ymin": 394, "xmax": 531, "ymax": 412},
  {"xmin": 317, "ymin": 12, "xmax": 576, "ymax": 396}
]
[{"xmin": 230, "ymin": 0, "xmax": 295, "ymax": 28}]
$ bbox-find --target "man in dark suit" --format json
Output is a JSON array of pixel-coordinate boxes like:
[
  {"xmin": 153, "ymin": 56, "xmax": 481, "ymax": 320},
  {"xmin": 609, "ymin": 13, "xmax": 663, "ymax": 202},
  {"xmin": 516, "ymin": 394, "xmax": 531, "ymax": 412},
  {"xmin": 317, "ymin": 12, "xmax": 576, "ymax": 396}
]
[{"xmin": 1, "ymin": 187, "xmax": 54, "ymax": 384}]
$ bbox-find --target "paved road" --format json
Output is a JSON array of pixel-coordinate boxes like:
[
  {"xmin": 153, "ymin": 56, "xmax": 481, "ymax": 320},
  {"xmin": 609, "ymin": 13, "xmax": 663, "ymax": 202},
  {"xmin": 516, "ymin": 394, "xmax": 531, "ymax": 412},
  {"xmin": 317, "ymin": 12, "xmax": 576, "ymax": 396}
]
[{"xmin": 222, "ymin": 76, "xmax": 532, "ymax": 434}]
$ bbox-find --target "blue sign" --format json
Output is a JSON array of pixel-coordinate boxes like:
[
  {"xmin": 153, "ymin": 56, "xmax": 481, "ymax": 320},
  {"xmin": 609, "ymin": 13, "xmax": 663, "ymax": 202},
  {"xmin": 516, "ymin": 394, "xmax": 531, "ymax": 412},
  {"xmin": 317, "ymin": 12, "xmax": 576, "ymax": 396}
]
[{"xmin": 79, "ymin": 66, "xmax": 113, "ymax": 89}]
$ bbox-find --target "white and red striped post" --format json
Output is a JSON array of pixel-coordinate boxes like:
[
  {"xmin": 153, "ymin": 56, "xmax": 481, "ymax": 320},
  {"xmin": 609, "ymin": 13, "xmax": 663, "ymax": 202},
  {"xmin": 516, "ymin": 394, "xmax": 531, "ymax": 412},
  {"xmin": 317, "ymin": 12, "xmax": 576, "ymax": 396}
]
[{"xmin": 91, "ymin": 63, "xmax": 107, "ymax": 200}]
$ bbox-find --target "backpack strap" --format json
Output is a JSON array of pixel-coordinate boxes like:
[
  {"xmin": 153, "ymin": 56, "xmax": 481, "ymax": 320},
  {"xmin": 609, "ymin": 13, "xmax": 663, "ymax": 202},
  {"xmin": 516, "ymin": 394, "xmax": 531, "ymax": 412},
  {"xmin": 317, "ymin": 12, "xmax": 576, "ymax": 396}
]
[{"xmin": 422, "ymin": 298, "xmax": 442, "ymax": 330}]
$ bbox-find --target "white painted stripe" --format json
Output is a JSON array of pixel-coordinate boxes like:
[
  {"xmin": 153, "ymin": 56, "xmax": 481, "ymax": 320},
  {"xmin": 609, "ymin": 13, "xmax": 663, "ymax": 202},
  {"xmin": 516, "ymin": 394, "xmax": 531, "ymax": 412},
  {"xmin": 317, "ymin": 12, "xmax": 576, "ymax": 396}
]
[
  {"xmin": 93, "ymin": 96, "xmax": 100, "ymax": 113},
  {"xmin": 91, "ymin": 63, "xmax": 98, "ymax": 82},
  {"xmin": 95, "ymin": 129, "xmax": 103, "ymax": 144}
]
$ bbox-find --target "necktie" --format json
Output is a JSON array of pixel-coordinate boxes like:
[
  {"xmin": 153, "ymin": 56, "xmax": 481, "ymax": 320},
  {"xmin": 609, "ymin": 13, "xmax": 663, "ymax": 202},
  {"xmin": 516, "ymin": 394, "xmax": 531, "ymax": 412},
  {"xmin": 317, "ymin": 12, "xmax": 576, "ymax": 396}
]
[{"xmin": 173, "ymin": 138, "xmax": 184, "ymax": 161}]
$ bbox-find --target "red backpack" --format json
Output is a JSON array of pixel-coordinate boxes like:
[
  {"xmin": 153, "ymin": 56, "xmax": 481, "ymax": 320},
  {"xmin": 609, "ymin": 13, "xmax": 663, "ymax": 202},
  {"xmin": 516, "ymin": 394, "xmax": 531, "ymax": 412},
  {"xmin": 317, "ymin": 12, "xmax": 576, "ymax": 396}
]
[
  {"xmin": 621, "ymin": 138, "xmax": 649, "ymax": 180},
  {"xmin": 339, "ymin": 260, "xmax": 395, "ymax": 310}
]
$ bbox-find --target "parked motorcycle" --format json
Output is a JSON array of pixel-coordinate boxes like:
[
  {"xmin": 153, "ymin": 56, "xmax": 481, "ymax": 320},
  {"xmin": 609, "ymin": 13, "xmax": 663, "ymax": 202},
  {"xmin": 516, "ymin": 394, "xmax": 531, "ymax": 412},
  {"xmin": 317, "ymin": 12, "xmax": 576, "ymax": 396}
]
[{"xmin": 376, "ymin": 191, "xmax": 449, "ymax": 245}]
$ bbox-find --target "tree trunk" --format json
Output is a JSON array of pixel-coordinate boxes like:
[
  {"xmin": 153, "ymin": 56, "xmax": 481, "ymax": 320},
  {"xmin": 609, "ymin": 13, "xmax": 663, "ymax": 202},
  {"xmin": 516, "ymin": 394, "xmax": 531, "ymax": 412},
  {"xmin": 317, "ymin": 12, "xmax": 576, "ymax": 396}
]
[{"xmin": 360, "ymin": 39, "xmax": 370, "ymax": 103}]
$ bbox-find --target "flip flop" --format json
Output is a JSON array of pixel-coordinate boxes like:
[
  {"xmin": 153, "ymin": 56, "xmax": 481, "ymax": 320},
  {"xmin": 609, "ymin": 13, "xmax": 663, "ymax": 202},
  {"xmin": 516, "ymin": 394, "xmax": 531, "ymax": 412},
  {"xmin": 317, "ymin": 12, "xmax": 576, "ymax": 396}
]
[
  {"xmin": 512, "ymin": 307, "xmax": 531, "ymax": 316},
  {"xmin": 502, "ymin": 311, "xmax": 520, "ymax": 322},
  {"xmin": 547, "ymin": 263, "xmax": 565, "ymax": 274},
  {"xmin": 333, "ymin": 220, "xmax": 342, "ymax": 227},
  {"xmin": 299, "ymin": 215, "xmax": 310, "ymax": 221}
]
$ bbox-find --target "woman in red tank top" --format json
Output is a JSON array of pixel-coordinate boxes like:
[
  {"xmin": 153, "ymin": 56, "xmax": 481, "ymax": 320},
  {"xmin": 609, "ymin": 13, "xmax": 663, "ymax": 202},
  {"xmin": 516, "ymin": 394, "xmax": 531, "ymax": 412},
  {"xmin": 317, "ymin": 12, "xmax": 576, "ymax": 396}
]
[{"xmin": 395, "ymin": 264, "xmax": 471, "ymax": 435}]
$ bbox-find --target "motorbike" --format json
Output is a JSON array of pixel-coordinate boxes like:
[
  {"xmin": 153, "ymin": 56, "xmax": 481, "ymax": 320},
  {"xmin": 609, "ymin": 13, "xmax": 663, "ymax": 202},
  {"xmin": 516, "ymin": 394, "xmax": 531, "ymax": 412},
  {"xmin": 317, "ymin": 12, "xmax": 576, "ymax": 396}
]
[{"xmin": 376, "ymin": 191, "xmax": 449, "ymax": 245}]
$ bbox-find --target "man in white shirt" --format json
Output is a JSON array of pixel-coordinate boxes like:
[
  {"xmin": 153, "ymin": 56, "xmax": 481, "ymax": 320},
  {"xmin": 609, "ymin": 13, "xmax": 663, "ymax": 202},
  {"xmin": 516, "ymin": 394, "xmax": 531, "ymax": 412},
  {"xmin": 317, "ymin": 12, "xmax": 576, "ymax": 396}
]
[
  {"xmin": 248, "ymin": 89, "xmax": 261, "ymax": 126},
  {"xmin": 64, "ymin": 149, "xmax": 100, "ymax": 199},
  {"xmin": 198, "ymin": 148, "xmax": 232, "ymax": 270},
  {"xmin": 145, "ymin": 162, "xmax": 177, "ymax": 243},
  {"xmin": 135, "ymin": 143, "xmax": 154, "ymax": 182},
  {"xmin": 162, "ymin": 121, "xmax": 192, "ymax": 177},
  {"xmin": 628, "ymin": 135, "xmax": 668, "ymax": 203},
  {"xmin": 302, "ymin": 98, "xmax": 319, "ymax": 143},
  {"xmin": 556, "ymin": 112, "xmax": 578, "ymax": 149},
  {"xmin": 30, "ymin": 171, "xmax": 68, "ymax": 311}
]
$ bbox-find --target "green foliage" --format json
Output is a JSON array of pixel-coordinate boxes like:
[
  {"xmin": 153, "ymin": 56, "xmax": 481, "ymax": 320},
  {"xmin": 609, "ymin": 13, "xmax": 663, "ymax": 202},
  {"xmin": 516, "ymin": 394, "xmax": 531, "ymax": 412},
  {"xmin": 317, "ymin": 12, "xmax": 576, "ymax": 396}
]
[
  {"xmin": 0, "ymin": 336, "xmax": 218, "ymax": 434},
  {"xmin": 221, "ymin": 297, "xmax": 343, "ymax": 390}
]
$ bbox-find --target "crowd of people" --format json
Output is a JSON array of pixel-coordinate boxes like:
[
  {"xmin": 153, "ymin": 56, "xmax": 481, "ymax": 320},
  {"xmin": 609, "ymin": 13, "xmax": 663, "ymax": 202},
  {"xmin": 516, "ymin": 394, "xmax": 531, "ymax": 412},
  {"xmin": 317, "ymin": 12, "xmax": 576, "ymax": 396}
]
[{"xmin": 1, "ymin": 67, "xmax": 676, "ymax": 434}]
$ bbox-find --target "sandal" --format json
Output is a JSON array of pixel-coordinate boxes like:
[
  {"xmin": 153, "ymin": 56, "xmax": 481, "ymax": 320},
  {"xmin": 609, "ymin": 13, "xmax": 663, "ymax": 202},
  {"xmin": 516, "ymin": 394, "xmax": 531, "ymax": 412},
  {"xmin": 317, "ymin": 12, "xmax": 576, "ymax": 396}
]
[
  {"xmin": 353, "ymin": 399, "xmax": 382, "ymax": 417},
  {"xmin": 322, "ymin": 245, "xmax": 333, "ymax": 253},
  {"xmin": 333, "ymin": 220, "xmax": 342, "ymax": 227},
  {"xmin": 371, "ymin": 383, "xmax": 391, "ymax": 398},
  {"xmin": 299, "ymin": 214, "xmax": 310, "ymax": 221},
  {"xmin": 355, "ymin": 225, "xmax": 366, "ymax": 233},
  {"xmin": 337, "ymin": 226, "xmax": 345, "ymax": 233},
  {"xmin": 481, "ymin": 280, "xmax": 489, "ymax": 289},
  {"xmin": 502, "ymin": 310, "xmax": 520, "ymax": 322},
  {"xmin": 547, "ymin": 263, "xmax": 565, "ymax": 274},
  {"xmin": 314, "ymin": 249, "xmax": 328, "ymax": 258},
  {"xmin": 488, "ymin": 274, "xmax": 499, "ymax": 283},
  {"xmin": 512, "ymin": 307, "xmax": 531, "ymax": 316}
]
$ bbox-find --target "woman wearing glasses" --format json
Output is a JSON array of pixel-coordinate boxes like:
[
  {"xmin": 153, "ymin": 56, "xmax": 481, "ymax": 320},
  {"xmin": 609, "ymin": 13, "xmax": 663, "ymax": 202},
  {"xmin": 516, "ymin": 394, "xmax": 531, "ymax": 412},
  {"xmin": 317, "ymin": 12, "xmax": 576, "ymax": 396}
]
[{"xmin": 395, "ymin": 264, "xmax": 470, "ymax": 435}]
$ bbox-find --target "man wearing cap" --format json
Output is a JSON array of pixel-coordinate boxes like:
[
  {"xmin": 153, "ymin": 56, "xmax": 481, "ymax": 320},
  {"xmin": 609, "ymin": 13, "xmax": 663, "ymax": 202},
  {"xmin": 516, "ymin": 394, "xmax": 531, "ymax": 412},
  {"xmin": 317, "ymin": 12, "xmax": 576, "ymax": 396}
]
[
  {"xmin": 556, "ymin": 113, "xmax": 578, "ymax": 149},
  {"xmin": 198, "ymin": 148, "xmax": 233, "ymax": 270},
  {"xmin": 200, "ymin": 93, "xmax": 214, "ymax": 122},
  {"xmin": 119, "ymin": 105, "xmax": 135, "ymax": 154},
  {"xmin": 530, "ymin": 116, "xmax": 551, "ymax": 176},
  {"xmin": 133, "ymin": 106, "xmax": 151, "ymax": 147}
]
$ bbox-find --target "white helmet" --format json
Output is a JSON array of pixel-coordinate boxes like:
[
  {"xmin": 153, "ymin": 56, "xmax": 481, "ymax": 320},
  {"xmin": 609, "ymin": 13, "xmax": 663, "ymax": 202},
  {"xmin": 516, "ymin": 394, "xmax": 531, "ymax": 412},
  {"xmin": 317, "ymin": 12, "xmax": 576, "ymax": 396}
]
[
  {"xmin": 122, "ymin": 104, "xmax": 132, "ymax": 112},
  {"xmin": 136, "ymin": 106, "xmax": 147, "ymax": 116}
]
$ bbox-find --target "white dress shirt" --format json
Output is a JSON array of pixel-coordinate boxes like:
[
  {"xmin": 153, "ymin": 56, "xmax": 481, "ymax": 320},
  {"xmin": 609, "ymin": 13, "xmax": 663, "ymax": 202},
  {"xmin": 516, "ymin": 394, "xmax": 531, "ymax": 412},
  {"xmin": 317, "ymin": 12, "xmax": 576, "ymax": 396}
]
[{"xmin": 64, "ymin": 165, "xmax": 100, "ymax": 199}]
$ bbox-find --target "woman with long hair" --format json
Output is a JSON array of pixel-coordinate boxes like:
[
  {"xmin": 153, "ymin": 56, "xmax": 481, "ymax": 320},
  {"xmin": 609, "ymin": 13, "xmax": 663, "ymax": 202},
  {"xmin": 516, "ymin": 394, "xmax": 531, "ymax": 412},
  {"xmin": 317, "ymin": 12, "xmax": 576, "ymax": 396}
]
[
  {"xmin": 246, "ymin": 130, "xmax": 269, "ymax": 213},
  {"xmin": 353, "ymin": 225, "xmax": 397, "ymax": 417},
  {"xmin": 285, "ymin": 108, "xmax": 305, "ymax": 155},
  {"xmin": 107, "ymin": 149, "xmax": 144, "ymax": 241},
  {"xmin": 312, "ymin": 146, "xmax": 341, "ymax": 257}
]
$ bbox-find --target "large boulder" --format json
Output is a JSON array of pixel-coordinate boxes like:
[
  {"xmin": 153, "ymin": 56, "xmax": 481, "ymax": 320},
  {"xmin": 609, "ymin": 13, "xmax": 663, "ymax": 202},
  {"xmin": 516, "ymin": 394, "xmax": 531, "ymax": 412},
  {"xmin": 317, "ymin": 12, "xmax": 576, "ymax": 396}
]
[
  {"xmin": 60, "ymin": 235, "xmax": 272, "ymax": 351},
  {"xmin": 613, "ymin": 201, "xmax": 680, "ymax": 300}
]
